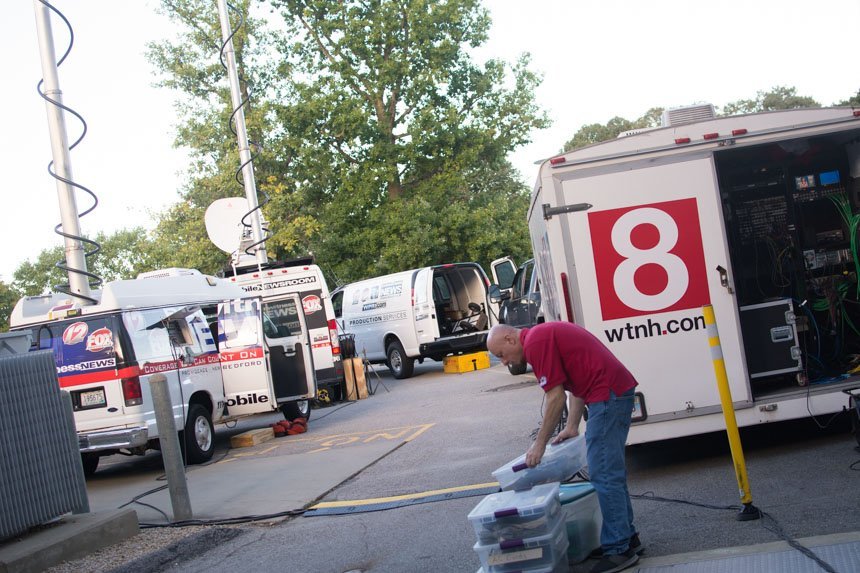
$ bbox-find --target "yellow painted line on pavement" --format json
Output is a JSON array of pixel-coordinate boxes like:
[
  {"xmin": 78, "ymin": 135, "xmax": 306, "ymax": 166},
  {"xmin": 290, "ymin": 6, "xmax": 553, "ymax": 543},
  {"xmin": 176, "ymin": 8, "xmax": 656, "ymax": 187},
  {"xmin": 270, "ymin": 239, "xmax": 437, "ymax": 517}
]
[
  {"xmin": 309, "ymin": 481, "xmax": 499, "ymax": 509},
  {"xmin": 289, "ymin": 423, "xmax": 436, "ymax": 444}
]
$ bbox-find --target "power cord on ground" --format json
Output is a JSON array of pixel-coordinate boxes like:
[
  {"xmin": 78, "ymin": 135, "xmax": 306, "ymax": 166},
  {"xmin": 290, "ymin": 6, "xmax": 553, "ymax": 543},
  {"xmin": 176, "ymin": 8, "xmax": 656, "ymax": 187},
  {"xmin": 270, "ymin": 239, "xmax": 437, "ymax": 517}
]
[{"xmin": 630, "ymin": 491, "xmax": 839, "ymax": 573}]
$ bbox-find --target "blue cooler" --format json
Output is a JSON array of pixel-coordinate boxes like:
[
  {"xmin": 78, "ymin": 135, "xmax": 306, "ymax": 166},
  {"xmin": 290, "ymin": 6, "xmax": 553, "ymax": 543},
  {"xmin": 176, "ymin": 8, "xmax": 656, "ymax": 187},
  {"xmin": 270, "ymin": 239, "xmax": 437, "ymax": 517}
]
[{"xmin": 558, "ymin": 482, "xmax": 602, "ymax": 564}]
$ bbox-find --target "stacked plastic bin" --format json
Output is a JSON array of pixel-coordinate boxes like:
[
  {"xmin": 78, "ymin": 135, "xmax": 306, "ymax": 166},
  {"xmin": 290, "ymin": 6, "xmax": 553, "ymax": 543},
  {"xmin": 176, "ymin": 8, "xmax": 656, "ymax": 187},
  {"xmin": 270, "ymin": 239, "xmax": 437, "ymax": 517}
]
[
  {"xmin": 468, "ymin": 435, "xmax": 601, "ymax": 572},
  {"xmin": 468, "ymin": 483, "xmax": 569, "ymax": 573}
]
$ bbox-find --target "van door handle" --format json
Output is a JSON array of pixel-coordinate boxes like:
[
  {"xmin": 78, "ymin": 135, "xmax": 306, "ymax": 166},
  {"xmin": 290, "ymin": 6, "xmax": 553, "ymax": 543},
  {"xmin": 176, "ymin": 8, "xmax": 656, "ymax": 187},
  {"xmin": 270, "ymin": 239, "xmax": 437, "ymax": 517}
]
[{"xmin": 283, "ymin": 348, "xmax": 296, "ymax": 357}]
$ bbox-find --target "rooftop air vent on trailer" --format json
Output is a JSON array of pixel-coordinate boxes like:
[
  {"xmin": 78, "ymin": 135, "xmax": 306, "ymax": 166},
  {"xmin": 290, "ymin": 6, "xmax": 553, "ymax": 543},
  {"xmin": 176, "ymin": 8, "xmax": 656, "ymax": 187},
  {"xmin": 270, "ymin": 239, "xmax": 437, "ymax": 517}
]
[{"xmin": 661, "ymin": 103, "xmax": 716, "ymax": 127}]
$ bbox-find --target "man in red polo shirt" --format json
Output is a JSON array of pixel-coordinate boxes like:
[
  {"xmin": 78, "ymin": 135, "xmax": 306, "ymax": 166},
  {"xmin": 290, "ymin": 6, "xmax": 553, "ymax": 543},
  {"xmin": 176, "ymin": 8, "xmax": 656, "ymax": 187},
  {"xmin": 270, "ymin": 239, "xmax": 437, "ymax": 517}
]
[{"xmin": 487, "ymin": 322, "xmax": 642, "ymax": 573}]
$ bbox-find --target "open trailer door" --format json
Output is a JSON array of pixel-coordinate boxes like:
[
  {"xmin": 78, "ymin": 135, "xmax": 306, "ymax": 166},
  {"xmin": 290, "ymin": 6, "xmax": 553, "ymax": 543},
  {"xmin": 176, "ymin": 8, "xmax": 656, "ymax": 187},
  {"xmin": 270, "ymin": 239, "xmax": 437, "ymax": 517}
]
[
  {"xmin": 218, "ymin": 298, "xmax": 277, "ymax": 416},
  {"xmin": 554, "ymin": 155, "xmax": 752, "ymax": 425},
  {"xmin": 261, "ymin": 293, "xmax": 316, "ymax": 402}
]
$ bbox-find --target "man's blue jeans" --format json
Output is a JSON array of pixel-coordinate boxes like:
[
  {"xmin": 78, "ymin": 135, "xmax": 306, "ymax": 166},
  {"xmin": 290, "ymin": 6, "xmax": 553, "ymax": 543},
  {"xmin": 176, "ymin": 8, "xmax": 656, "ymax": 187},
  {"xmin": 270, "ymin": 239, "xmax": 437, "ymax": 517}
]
[{"xmin": 585, "ymin": 388, "xmax": 636, "ymax": 555}]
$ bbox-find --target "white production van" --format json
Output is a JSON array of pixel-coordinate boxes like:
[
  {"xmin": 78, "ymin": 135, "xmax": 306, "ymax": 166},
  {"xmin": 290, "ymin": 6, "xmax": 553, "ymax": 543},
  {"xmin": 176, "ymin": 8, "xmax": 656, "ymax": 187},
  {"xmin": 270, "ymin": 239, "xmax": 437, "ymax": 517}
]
[
  {"xmin": 223, "ymin": 257, "xmax": 344, "ymax": 399},
  {"xmin": 528, "ymin": 105, "xmax": 860, "ymax": 444},
  {"xmin": 331, "ymin": 263, "xmax": 496, "ymax": 378},
  {"xmin": 9, "ymin": 268, "xmax": 315, "ymax": 475}
]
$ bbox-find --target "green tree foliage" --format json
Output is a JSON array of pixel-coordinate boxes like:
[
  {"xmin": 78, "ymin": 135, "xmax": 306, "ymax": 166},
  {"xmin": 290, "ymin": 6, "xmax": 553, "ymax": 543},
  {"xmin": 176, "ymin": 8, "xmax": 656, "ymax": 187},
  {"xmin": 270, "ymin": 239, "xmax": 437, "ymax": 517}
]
[
  {"xmin": 721, "ymin": 86, "xmax": 820, "ymax": 116},
  {"xmin": 0, "ymin": 281, "xmax": 21, "ymax": 332},
  {"xmin": 561, "ymin": 108, "xmax": 663, "ymax": 152},
  {"xmin": 149, "ymin": 0, "xmax": 548, "ymax": 282},
  {"xmin": 11, "ymin": 228, "xmax": 159, "ymax": 297},
  {"xmin": 838, "ymin": 89, "xmax": 860, "ymax": 106}
]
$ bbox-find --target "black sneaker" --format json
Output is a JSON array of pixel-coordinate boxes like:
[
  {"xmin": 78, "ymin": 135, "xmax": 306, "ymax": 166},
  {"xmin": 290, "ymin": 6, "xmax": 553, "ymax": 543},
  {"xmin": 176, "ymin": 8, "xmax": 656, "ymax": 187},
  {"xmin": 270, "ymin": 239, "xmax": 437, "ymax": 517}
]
[
  {"xmin": 629, "ymin": 532, "xmax": 644, "ymax": 555},
  {"xmin": 586, "ymin": 548, "xmax": 639, "ymax": 573},
  {"xmin": 588, "ymin": 533, "xmax": 644, "ymax": 559}
]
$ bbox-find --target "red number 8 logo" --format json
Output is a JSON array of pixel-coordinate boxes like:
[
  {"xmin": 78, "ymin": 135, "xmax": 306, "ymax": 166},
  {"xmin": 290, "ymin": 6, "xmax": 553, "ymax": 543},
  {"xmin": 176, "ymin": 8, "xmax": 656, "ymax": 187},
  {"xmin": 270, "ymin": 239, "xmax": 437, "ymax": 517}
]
[
  {"xmin": 589, "ymin": 198, "xmax": 710, "ymax": 321},
  {"xmin": 612, "ymin": 207, "xmax": 689, "ymax": 311}
]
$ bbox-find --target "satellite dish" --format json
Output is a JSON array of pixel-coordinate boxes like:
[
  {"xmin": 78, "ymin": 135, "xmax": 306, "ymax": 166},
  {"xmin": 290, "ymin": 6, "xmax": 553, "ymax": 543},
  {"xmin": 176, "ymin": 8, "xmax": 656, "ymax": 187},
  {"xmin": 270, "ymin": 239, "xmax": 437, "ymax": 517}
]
[{"xmin": 205, "ymin": 197, "xmax": 249, "ymax": 253}]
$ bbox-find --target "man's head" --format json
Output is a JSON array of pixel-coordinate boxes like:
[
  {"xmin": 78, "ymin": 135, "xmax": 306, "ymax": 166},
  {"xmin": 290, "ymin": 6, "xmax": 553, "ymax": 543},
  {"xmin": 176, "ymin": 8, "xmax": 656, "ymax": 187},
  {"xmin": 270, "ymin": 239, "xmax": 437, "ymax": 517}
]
[{"xmin": 487, "ymin": 324, "xmax": 525, "ymax": 369}]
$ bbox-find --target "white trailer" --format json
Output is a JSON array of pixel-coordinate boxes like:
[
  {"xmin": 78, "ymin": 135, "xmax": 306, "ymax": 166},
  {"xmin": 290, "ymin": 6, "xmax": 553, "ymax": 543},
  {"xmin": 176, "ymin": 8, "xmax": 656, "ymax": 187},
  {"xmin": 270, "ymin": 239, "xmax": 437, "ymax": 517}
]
[{"xmin": 529, "ymin": 105, "xmax": 860, "ymax": 444}]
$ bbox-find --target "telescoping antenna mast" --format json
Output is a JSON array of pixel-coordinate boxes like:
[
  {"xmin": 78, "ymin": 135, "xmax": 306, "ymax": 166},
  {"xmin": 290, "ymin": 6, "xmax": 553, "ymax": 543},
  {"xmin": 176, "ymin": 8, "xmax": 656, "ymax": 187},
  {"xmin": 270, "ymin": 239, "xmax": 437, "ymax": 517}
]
[
  {"xmin": 215, "ymin": 0, "xmax": 267, "ymax": 267},
  {"xmin": 33, "ymin": 0, "xmax": 95, "ymax": 304}
]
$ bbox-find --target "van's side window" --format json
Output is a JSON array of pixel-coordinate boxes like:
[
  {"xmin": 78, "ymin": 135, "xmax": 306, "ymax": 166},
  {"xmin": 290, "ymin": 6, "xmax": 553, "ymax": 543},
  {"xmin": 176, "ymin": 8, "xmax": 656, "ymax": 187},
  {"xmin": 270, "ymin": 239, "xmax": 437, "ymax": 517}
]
[
  {"xmin": 220, "ymin": 301, "xmax": 263, "ymax": 349},
  {"xmin": 262, "ymin": 299, "xmax": 301, "ymax": 338},
  {"xmin": 331, "ymin": 290, "xmax": 343, "ymax": 319},
  {"xmin": 123, "ymin": 309, "xmax": 173, "ymax": 363}
]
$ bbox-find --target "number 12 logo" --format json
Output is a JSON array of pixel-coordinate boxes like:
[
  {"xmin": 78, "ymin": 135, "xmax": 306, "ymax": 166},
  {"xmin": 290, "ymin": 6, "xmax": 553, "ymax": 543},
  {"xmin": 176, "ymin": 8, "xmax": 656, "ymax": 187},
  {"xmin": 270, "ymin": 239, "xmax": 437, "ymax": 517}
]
[{"xmin": 588, "ymin": 198, "xmax": 710, "ymax": 321}]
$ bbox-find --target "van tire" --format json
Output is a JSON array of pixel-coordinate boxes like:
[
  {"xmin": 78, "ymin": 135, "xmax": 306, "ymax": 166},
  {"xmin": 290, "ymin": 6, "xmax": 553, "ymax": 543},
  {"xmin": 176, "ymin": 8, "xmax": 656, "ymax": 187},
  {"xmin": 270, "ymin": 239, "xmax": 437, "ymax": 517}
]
[
  {"xmin": 387, "ymin": 341, "xmax": 414, "ymax": 379},
  {"xmin": 182, "ymin": 404, "xmax": 215, "ymax": 464},
  {"xmin": 281, "ymin": 400, "xmax": 312, "ymax": 421},
  {"xmin": 508, "ymin": 362, "xmax": 527, "ymax": 375},
  {"xmin": 81, "ymin": 453, "xmax": 99, "ymax": 477}
]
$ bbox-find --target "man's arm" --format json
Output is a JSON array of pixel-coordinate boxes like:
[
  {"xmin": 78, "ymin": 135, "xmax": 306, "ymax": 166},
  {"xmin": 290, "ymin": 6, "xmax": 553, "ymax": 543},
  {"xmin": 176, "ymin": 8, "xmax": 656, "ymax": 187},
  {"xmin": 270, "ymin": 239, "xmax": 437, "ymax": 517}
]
[
  {"xmin": 525, "ymin": 384, "xmax": 566, "ymax": 467},
  {"xmin": 552, "ymin": 395, "xmax": 584, "ymax": 444}
]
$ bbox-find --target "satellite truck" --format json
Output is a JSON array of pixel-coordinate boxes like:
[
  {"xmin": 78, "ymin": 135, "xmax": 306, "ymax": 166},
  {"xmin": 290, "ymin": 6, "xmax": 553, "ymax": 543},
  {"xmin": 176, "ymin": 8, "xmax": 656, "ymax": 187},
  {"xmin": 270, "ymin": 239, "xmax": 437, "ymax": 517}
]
[
  {"xmin": 206, "ymin": 198, "xmax": 344, "ymax": 402},
  {"xmin": 528, "ymin": 104, "xmax": 860, "ymax": 444}
]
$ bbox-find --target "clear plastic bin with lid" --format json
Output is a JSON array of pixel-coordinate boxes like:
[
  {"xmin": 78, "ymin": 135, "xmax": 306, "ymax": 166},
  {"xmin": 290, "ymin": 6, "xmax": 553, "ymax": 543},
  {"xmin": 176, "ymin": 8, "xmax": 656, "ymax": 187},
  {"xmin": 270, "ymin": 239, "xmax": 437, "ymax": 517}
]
[
  {"xmin": 473, "ymin": 516, "xmax": 569, "ymax": 573},
  {"xmin": 467, "ymin": 482, "xmax": 562, "ymax": 544},
  {"xmin": 492, "ymin": 435, "xmax": 587, "ymax": 491}
]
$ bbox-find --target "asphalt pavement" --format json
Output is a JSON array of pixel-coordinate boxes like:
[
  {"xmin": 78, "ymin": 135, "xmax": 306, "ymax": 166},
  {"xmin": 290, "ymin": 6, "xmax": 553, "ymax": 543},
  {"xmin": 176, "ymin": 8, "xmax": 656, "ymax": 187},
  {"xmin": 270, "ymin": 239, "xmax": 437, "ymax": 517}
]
[{"xmin": 4, "ymin": 358, "xmax": 860, "ymax": 572}]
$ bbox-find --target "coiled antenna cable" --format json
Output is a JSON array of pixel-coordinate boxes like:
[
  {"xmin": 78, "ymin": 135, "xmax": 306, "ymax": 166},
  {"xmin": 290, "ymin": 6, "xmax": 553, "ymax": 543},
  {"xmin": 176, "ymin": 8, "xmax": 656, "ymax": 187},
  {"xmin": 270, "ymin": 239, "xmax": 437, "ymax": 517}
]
[
  {"xmin": 35, "ymin": 0, "xmax": 102, "ymax": 303},
  {"xmin": 218, "ymin": 1, "xmax": 270, "ymax": 260}
]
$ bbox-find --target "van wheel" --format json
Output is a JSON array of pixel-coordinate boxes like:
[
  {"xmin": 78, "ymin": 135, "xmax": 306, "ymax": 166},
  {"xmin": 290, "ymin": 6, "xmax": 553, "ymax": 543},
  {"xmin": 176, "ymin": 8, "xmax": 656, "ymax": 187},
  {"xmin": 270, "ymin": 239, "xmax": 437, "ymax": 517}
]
[
  {"xmin": 387, "ymin": 341, "xmax": 414, "ymax": 379},
  {"xmin": 81, "ymin": 453, "xmax": 99, "ymax": 477},
  {"xmin": 281, "ymin": 400, "xmax": 312, "ymax": 421},
  {"xmin": 508, "ymin": 362, "xmax": 527, "ymax": 375},
  {"xmin": 181, "ymin": 404, "xmax": 214, "ymax": 464}
]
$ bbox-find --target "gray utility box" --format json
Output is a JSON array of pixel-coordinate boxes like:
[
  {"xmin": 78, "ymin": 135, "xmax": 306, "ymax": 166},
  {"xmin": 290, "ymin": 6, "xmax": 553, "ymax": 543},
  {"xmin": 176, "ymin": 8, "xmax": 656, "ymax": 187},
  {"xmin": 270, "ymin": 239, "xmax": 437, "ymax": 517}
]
[{"xmin": 739, "ymin": 299, "xmax": 802, "ymax": 378}]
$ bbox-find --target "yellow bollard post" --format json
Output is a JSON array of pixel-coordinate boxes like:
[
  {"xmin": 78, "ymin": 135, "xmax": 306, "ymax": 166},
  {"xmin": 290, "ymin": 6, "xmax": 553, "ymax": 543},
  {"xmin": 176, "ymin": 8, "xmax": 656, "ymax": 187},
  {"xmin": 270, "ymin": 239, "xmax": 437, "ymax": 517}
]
[{"xmin": 703, "ymin": 304, "xmax": 761, "ymax": 521}]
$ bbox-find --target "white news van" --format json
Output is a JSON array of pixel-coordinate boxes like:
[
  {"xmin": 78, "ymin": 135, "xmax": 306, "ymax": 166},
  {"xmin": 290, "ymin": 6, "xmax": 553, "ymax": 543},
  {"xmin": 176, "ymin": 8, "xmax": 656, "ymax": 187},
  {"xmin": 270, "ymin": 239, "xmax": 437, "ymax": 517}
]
[
  {"xmin": 223, "ymin": 257, "xmax": 343, "ymax": 399},
  {"xmin": 9, "ymin": 268, "xmax": 315, "ymax": 475},
  {"xmin": 529, "ymin": 105, "xmax": 860, "ymax": 444},
  {"xmin": 332, "ymin": 263, "xmax": 495, "ymax": 378}
]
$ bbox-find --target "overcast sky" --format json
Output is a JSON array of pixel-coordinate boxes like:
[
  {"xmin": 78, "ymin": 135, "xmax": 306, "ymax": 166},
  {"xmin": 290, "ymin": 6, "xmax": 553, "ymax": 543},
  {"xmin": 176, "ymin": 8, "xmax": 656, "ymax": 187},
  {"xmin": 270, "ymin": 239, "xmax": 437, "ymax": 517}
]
[{"xmin": 2, "ymin": 0, "xmax": 858, "ymax": 282}]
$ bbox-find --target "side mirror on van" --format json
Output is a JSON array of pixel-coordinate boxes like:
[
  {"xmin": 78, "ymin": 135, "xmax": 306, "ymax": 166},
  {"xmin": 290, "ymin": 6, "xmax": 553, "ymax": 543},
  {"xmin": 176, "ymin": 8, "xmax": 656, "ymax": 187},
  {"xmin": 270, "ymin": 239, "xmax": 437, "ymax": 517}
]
[{"xmin": 488, "ymin": 284, "xmax": 508, "ymax": 304}]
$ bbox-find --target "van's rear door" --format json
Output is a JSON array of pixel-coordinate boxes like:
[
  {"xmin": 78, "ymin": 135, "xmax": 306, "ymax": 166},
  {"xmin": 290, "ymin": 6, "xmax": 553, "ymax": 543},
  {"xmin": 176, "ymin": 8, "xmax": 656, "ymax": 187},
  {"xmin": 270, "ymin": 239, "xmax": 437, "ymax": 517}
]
[
  {"xmin": 43, "ymin": 314, "xmax": 133, "ymax": 432},
  {"xmin": 413, "ymin": 267, "xmax": 438, "ymax": 346},
  {"xmin": 552, "ymin": 154, "xmax": 751, "ymax": 419},
  {"xmin": 262, "ymin": 293, "xmax": 316, "ymax": 402},
  {"xmin": 218, "ymin": 298, "xmax": 277, "ymax": 416}
]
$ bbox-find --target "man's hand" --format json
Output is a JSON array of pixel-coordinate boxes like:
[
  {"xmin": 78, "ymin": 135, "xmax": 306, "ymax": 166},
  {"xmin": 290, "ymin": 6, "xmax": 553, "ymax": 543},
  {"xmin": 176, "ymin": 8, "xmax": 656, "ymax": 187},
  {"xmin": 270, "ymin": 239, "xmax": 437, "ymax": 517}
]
[
  {"xmin": 551, "ymin": 427, "xmax": 579, "ymax": 445},
  {"xmin": 525, "ymin": 442, "xmax": 546, "ymax": 467}
]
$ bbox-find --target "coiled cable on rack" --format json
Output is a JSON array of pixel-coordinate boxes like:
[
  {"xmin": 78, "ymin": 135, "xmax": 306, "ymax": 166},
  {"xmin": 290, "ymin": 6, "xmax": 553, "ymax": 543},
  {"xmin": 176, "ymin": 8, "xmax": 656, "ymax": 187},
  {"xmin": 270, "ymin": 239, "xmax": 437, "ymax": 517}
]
[
  {"xmin": 36, "ymin": 0, "xmax": 102, "ymax": 303},
  {"xmin": 218, "ymin": 1, "xmax": 270, "ymax": 259}
]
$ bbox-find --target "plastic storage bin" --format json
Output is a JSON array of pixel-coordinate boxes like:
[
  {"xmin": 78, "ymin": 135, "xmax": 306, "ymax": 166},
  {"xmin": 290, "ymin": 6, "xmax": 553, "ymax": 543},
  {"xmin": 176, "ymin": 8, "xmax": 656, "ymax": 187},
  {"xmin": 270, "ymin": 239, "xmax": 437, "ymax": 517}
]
[
  {"xmin": 473, "ymin": 516, "xmax": 569, "ymax": 573},
  {"xmin": 475, "ymin": 559, "xmax": 569, "ymax": 573},
  {"xmin": 559, "ymin": 482, "xmax": 603, "ymax": 564},
  {"xmin": 467, "ymin": 483, "xmax": 562, "ymax": 544},
  {"xmin": 492, "ymin": 435, "xmax": 587, "ymax": 491}
]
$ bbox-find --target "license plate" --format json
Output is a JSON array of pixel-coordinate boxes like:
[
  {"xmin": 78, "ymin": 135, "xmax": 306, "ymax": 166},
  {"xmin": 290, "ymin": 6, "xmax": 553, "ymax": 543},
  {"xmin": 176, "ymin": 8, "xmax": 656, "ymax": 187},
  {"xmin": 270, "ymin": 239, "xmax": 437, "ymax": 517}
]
[{"xmin": 78, "ymin": 388, "xmax": 106, "ymax": 409}]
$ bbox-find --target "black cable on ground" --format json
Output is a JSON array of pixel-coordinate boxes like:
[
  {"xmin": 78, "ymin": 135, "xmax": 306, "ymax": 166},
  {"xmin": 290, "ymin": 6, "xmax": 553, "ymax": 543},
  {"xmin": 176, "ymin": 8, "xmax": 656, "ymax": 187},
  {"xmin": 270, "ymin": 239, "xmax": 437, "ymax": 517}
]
[
  {"xmin": 631, "ymin": 492, "xmax": 839, "ymax": 573},
  {"xmin": 139, "ymin": 508, "xmax": 307, "ymax": 529}
]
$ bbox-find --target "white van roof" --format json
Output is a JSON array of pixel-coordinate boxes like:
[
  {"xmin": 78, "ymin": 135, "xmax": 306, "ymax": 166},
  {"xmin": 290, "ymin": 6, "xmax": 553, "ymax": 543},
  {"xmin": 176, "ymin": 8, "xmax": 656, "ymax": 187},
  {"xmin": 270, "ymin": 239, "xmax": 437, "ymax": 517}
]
[{"xmin": 9, "ymin": 273, "xmax": 247, "ymax": 327}]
